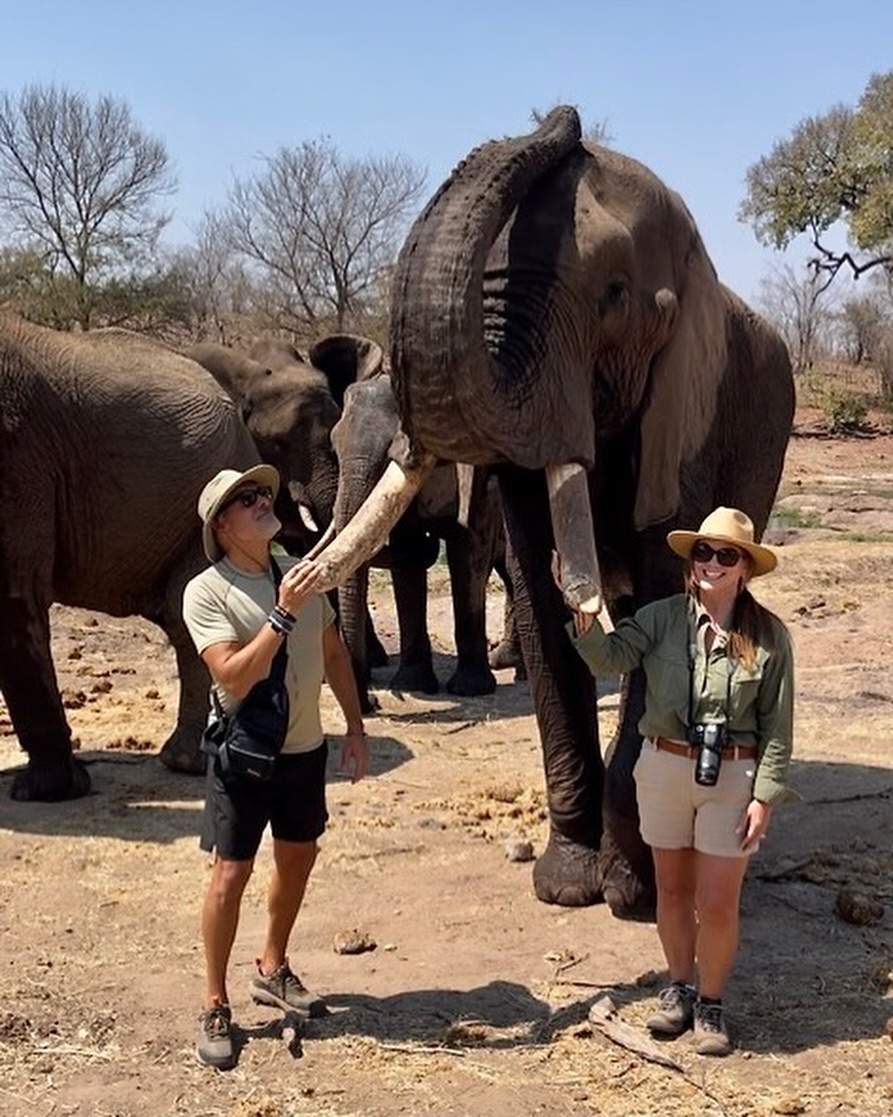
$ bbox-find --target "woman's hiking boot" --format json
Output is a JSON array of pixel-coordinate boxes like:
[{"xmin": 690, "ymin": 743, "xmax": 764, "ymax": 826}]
[{"xmin": 645, "ymin": 981, "xmax": 696, "ymax": 1036}]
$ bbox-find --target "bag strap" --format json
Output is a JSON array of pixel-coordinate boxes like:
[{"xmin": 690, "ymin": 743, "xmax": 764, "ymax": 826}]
[{"xmin": 268, "ymin": 556, "xmax": 289, "ymax": 684}]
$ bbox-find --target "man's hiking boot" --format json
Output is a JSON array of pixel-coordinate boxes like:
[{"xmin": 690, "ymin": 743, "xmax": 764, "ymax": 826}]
[
  {"xmin": 646, "ymin": 981, "xmax": 696, "ymax": 1036},
  {"xmin": 250, "ymin": 958, "xmax": 328, "ymax": 1018},
  {"xmin": 196, "ymin": 1003, "xmax": 234, "ymax": 1069},
  {"xmin": 693, "ymin": 999, "xmax": 732, "ymax": 1056}
]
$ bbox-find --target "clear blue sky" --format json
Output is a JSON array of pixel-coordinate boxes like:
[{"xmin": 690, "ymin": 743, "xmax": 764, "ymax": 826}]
[{"xmin": 5, "ymin": 0, "xmax": 891, "ymax": 303}]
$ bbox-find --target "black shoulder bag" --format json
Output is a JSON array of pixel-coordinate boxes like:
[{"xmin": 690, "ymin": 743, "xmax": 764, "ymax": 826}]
[{"xmin": 201, "ymin": 561, "xmax": 290, "ymax": 783}]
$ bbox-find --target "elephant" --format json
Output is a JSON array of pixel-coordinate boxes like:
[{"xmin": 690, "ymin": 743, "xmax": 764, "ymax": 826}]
[
  {"xmin": 185, "ymin": 334, "xmax": 383, "ymax": 554},
  {"xmin": 312, "ymin": 107, "xmax": 795, "ymax": 919},
  {"xmin": 186, "ymin": 335, "xmax": 390, "ymax": 672},
  {"xmin": 330, "ymin": 371, "xmax": 523, "ymax": 712},
  {"xmin": 0, "ymin": 315, "xmax": 263, "ymax": 801}
]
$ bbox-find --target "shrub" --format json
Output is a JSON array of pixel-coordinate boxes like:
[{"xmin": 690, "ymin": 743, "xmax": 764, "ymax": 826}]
[{"xmin": 823, "ymin": 389, "xmax": 869, "ymax": 433}]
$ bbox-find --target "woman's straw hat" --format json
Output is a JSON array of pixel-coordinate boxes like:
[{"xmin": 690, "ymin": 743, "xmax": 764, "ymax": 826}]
[{"xmin": 666, "ymin": 506, "xmax": 777, "ymax": 577}]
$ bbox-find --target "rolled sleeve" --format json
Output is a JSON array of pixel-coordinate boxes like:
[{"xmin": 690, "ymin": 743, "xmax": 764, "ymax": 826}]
[{"xmin": 752, "ymin": 625, "xmax": 796, "ymax": 804}]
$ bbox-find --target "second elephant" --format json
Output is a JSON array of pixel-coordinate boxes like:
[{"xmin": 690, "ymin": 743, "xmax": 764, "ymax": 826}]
[{"xmin": 330, "ymin": 373, "xmax": 521, "ymax": 712}]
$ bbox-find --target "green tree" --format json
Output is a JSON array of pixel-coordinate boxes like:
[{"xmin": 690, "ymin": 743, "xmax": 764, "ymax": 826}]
[
  {"xmin": 740, "ymin": 72, "xmax": 893, "ymax": 291},
  {"xmin": 0, "ymin": 84, "xmax": 175, "ymax": 330}
]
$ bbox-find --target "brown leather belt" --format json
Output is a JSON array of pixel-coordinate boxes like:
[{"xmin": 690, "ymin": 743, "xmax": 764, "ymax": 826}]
[{"xmin": 653, "ymin": 736, "xmax": 757, "ymax": 761}]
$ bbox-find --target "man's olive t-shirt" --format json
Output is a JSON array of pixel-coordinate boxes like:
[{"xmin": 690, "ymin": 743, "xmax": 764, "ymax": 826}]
[{"xmin": 182, "ymin": 555, "xmax": 335, "ymax": 755}]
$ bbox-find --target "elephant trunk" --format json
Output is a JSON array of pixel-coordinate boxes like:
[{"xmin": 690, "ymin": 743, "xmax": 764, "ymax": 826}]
[
  {"xmin": 315, "ymin": 455, "xmax": 436, "ymax": 591},
  {"xmin": 389, "ymin": 106, "xmax": 606, "ymax": 618},
  {"xmin": 390, "ymin": 105, "xmax": 583, "ymax": 468}
]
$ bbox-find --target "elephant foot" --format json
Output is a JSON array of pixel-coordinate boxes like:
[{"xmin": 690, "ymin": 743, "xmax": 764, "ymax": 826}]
[
  {"xmin": 360, "ymin": 690, "xmax": 381, "ymax": 715},
  {"xmin": 159, "ymin": 728, "xmax": 205, "ymax": 775},
  {"xmin": 488, "ymin": 638, "xmax": 524, "ymax": 672},
  {"xmin": 389, "ymin": 662, "xmax": 439, "ymax": 695},
  {"xmin": 598, "ymin": 818, "xmax": 656, "ymax": 922},
  {"xmin": 11, "ymin": 756, "xmax": 91, "ymax": 801},
  {"xmin": 445, "ymin": 664, "xmax": 497, "ymax": 697},
  {"xmin": 532, "ymin": 832, "xmax": 603, "ymax": 907}
]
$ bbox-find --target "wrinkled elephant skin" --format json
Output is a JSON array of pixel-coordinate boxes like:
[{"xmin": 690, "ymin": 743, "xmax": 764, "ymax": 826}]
[{"xmin": 0, "ymin": 317, "xmax": 261, "ymax": 800}]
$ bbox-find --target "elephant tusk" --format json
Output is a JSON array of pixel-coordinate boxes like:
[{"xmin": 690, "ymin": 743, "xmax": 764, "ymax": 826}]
[
  {"xmin": 304, "ymin": 519, "xmax": 337, "ymax": 560},
  {"xmin": 314, "ymin": 453, "xmax": 437, "ymax": 591},
  {"xmin": 545, "ymin": 463, "xmax": 614, "ymax": 633},
  {"xmin": 299, "ymin": 503, "xmax": 320, "ymax": 534},
  {"xmin": 455, "ymin": 463, "xmax": 475, "ymax": 529}
]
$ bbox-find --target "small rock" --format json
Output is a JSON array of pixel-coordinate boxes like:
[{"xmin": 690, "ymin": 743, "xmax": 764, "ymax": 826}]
[
  {"xmin": 834, "ymin": 889, "xmax": 884, "ymax": 926},
  {"xmin": 504, "ymin": 838, "xmax": 534, "ymax": 862},
  {"xmin": 332, "ymin": 929, "xmax": 376, "ymax": 955},
  {"xmin": 772, "ymin": 1098, "xmax": 806, "ymax": 1115}
]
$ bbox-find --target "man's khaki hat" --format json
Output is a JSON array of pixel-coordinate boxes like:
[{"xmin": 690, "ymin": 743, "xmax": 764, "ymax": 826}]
[{"xmin": 198, "ymin": 465, "xmax": 280, "ymax": 562}]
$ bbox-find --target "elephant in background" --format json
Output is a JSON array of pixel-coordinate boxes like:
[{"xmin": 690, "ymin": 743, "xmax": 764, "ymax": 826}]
[
  {"xmin": 186, "ymin": 334, "xmax": 389, "ymax": 669},
  {"xmin": 330, "ymin": 372, "xmax": 522, "ymax": 712},
  {"xmin": 0, "ymin": 316, "xmax": 262, "ymax": 800},
  {"xmin": 314, "ymin": 108, "xmax": 794, "ymax": 918},
  {"xmin": 185, "ymin": 334, "xmax": 382, "ymax": 554}
]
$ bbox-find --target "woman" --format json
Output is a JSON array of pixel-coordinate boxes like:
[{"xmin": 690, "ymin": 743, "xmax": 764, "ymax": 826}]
[{"xmin": 566, "ymin": 507, "xmax": 794, "ymax": 1056}]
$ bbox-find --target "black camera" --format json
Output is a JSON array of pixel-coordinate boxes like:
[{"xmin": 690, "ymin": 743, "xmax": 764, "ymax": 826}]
[{"xmin": 688, "ymin": 722, "xmax": 728, "ymax": 787}]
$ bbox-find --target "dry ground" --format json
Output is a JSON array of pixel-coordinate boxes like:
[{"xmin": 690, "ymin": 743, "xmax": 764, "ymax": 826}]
[{"xmin": 2, "ymin": 402, "xmax": 893, "ymax": 1117}]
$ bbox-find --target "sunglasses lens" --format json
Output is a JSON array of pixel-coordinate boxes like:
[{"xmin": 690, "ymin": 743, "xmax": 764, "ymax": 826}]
[
  {"xmin": 717, "ymin": 548, "xmax": 742, "ymax": 566},
  {"xmin": 692, "ymin": 541, "xmax": 742, "ymax": 567},
  {"xmin": 228, "ymin": 485, "xmax": 273, "ymax": 510}
]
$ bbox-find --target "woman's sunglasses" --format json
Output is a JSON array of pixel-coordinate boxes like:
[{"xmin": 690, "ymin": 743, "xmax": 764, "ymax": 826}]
[
  {"xmin": 221, "ymin": 484, "xmax": 274, "ymax": 511},
  {"xmin": 691, "ymin": 540, "xmax": 744, "ymax": 567}
]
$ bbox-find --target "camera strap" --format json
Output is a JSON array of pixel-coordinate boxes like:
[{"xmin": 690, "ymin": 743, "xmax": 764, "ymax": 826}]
[{"xmin": 687, "ymin": 611, "xmax": 734, "ymax": 733}]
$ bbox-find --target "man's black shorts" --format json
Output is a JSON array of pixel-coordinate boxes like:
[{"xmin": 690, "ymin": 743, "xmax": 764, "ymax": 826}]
[{"xmin": 200, "ymin": 741, "xmax": 329, "ymax": 861}]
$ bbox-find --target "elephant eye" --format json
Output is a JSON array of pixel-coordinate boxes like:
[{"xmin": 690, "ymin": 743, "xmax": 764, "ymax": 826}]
[{"xmin": 603, "ymin": 279, "xmax": 629, "ymax": 311}]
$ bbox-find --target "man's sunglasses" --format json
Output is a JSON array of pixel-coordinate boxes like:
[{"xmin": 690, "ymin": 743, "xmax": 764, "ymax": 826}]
[
  {"xmin": 221, "ymin": 484, "xmax": 274, "ymax": 511},
  {"xmin": 691, "ymin": 540, "xmax": 744, "ymax": 567}
]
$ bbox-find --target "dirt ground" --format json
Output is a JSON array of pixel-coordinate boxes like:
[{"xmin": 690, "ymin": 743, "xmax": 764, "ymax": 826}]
[{"xmin": 2, "ymin": 405, "xmax": 893, "ymax": 1117}]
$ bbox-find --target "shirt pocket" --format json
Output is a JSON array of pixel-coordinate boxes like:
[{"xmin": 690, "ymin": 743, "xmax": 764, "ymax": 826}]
[
  {"xmin": 728, "ymin": 664, "xmax": 763, "ymax": 722},
  {"xmin": 645, "ymin": 649, "xmax": 689, "ymax": 719}
]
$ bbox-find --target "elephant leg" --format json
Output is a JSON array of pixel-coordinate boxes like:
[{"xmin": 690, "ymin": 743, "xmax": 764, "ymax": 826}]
[
  {"xmin": 598, "ymin": 670, "xmax": 656, "ymax": 920},
  {"xmin": 498, "ymin": 468, "xmax": 603, "ymax": 907},
  {"xmin": 487, "ymin": 546, "xmax": 526, "ymax": 680},
  {"xmin": 0, "ymin": 596, "xmax": 90, "ymax": 801},
  {"xmin": 389, "ymin": 563, "xmax": 438, "ymax": 695},
  {"xmin": 155, "ymin": 606, "xmax": 211, "ymax": 774},
  {"xmin": 366, "ymin": 611, "xmax": 390, "ymax": 669},
  {"xmin": 443, "ymin": 529, "xmax": 496, "ymax": 696}
]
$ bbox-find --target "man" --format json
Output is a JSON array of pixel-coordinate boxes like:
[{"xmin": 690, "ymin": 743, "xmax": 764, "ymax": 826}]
[{"xmin": 182, "ymin": 465, "xmax": 368, "ymax": 1070}]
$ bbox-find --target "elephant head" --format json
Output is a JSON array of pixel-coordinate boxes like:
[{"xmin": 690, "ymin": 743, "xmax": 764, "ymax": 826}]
[{"xmin": 188, "ymin": 335, "xmax": 383, "ymax": 553}]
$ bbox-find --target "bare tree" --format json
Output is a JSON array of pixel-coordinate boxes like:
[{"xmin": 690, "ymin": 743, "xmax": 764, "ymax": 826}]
[
  {"xmin": 226, "ymin": 137, "xmax": 426, "ymax": 336},
  {"xmin": 0, "ymin": 84, "xmax": 175, "ymax": 329},
  {"xmin": 756, "ymin": 263, "xmax": 833, "ymax": 371},
  {"xmin": 837, "ymin": 294, "xmax": 888, "ymax": 365},
  {"xmin": 172, "ymin": 210, "xmax": 262, "ymax": 344}
]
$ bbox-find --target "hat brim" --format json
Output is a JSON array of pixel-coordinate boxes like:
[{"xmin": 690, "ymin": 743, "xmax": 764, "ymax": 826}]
[
  {"xmin": 203, "ymin": 464, "xmax": 281, "ymax": 563},
  {"xmin": 666, "ymin": 529, "xmax": 777, "ymax": 577}
]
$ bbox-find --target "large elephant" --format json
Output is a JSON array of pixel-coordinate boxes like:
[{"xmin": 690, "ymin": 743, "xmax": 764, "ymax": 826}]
[
  {"xmin": 330, "ymin": 372, "xmax": 522, "ymax": 712},
  {"xmin": 313, "ymin": 108, "xmax": 795, "ymax": 919},
  {"xmin": 0, "ymin": 316, "xmax": 262, "ymax": 801}
]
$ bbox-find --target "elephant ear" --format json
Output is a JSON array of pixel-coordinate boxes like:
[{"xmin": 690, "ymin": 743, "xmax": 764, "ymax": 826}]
[
  {"xmin": 634, "ymin": 231, "xmax": 728, "ymax": 530},
  {"xmin": 309, "ymin": 334, "xmax": 384, "ymax": 409}
]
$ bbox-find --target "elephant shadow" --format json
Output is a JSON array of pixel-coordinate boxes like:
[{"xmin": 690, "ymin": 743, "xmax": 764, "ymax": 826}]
[{"xmin": 0, "ymin": 733, "xmax": 413, "ymax": 842}]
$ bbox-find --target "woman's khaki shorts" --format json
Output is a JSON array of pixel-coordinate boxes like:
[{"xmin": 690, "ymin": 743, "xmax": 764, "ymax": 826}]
[{"xmin": 633, "ymin": 738, "xmax": 756, "ymax": 858}]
